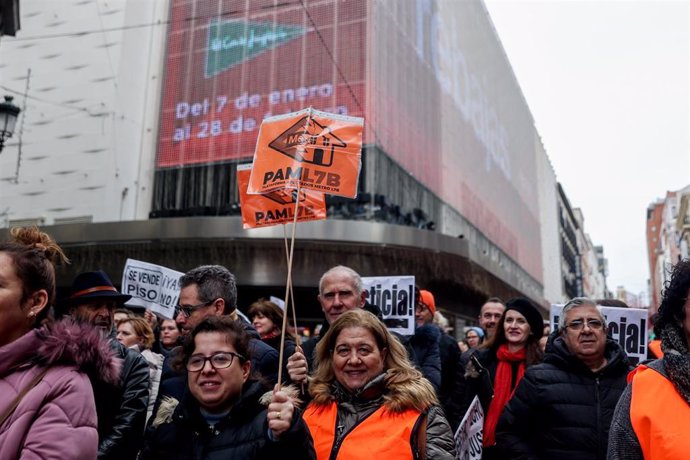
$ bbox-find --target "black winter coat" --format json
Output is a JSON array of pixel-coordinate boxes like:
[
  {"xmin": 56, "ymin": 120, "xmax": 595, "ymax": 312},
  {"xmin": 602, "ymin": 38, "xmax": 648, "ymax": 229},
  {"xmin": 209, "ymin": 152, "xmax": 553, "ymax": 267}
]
[
  {"xmin": 495, "ymin": 336, "xmax": 631, "ymax": 460},
  {"xmin": 93, "ymin": 338, "xmax": 150, "ymax": 460},
  {"xmin": 140, "ymin": 380, "xmax": 315, "ymax": 460},
  {"xmin": 437, "ymin": 331, "xmax": 463, "ymax": 430}
]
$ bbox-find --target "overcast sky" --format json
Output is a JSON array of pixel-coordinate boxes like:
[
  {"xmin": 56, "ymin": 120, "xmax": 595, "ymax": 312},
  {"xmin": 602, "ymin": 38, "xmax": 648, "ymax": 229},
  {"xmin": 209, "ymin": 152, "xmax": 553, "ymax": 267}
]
[{"xmin": 484, "ymin": 0, "xmax": 690, "ymax": 299}]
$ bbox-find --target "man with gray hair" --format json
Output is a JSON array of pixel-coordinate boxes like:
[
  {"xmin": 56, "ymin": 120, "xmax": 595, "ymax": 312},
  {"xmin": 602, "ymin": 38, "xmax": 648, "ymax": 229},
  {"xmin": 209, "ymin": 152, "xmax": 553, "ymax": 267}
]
[
  {"xmin": 287, "ymin": 265, "xmax": 368, "ymax": 384},
  {"xmin": 287, "ymin": 265, "xmax": 442, "ymax": 392},
  {"xmin": 495, "ymin": 297, "xmax": 631, "ymax": 460}
]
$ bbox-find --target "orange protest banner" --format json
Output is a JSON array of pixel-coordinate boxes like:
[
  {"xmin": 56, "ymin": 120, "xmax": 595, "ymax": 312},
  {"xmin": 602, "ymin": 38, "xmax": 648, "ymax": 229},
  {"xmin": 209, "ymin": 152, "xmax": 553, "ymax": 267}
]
[
  {"xmin": 247, "ymin": 107, "xmax": 363, "ymax": 198},
  {"xmin": 237, "ymin": 163, "xmax": 327, "ymax": 229}
]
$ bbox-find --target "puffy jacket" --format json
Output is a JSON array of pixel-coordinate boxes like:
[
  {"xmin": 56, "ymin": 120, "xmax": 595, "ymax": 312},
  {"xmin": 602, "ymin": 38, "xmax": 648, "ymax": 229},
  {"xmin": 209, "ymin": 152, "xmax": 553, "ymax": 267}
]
[
  {"xmin": 437, "ymin": 330, "xmax": 463, "ymax": 429},
  {"xmin": 139, "ymin": 348, "xmax": 164, "ymax": 422},
  {"xmin": 409, "ymin": 323, "xmax": 442, "ymax": 391},
  {"xmin": 94, "ymin": 337, "xmax": 150, "ymax": 459},
  {"xmin": 140, "ymin": 379, "xmax": 315, "ymax": 460},
  {"xmin": 0, "ymin": 319, "xmax": 121, "ymax": 460},
  {"xmin": 496, "ymin": 336, "xmax": 631, "ymax": 460}
]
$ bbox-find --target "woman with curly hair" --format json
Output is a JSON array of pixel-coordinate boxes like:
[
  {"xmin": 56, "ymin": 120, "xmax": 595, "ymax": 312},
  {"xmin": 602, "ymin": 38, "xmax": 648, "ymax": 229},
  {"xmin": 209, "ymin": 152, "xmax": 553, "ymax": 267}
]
[
  {"xmin": 303, "ymin": 309, "xmax": 456, "ymax": 459},
  {"xmin": 608, "ymin": 258, "xmax": 690, "ymax": 459},
  {"xmin": 0, "ymin": 227, "xmax": 121, "ymax": 459}
]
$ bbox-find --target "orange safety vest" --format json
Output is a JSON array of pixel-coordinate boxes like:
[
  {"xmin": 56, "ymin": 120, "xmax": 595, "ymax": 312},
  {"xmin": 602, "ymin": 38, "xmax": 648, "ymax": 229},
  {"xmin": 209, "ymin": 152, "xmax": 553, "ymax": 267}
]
[
  {"xmin": 630, "ymin": 365, "xmax": 690, "ymax": 459},
  {"xmin": 648, "ymin": 340, "xmax": 663, "ymax": 358},
  {"xmin": 303, "ymin": 402, "xmax": 421, "ymax": 460}
]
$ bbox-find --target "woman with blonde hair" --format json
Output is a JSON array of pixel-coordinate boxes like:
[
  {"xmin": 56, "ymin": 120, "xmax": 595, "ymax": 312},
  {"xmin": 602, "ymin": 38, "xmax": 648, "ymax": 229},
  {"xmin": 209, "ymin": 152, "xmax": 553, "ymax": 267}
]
[
  {"xmin": 0, "ymin": 227, "xmax": 120, "ymax": 459},
  {"xmin": 304, "ymin": 309, "xmax": 455, "ymax": 459},
  {"xmin": 117, "ymin": 317, "xmax": 164, "ymax": 422}
]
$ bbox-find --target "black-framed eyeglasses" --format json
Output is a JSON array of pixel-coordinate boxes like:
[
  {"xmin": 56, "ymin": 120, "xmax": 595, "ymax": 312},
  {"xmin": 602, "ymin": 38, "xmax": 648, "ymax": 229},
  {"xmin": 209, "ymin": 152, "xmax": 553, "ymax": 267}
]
[
  {"xmin": 565, "ymin": 318, "xmax": 605, "ymax": 331},
  {"xmin": 186, "ymin": 352, "xmax": 245, "ymax": 372},
  {"xmin": 176, "ymin": 300, "xmax": 215, "ymax": 318}
]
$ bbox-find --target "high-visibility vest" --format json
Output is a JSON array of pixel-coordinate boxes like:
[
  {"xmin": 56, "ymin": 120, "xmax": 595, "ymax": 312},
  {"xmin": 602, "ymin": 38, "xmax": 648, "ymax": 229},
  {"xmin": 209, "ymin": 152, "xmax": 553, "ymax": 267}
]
[
  {"xmin": 630, "ymin": 364, "xmax": 690, "ymax": 459},
  {"xmin": 303, "ymin": 402, "xmax": 421, "ymax": 460},
  {"xmin": 648, "ymin": 340, "xmax": 663, "ymax": 358}
]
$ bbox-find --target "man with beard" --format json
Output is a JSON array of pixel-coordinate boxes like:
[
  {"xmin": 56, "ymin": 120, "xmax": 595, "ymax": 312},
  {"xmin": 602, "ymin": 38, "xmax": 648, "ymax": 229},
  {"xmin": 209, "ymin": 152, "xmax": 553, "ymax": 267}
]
[
  {"xmin": 64, "ymin": 270, "xmax": 150, "ymax": 460},
  {"xmin": 478, "ymin": 297, "xmax": 506, "ymax": 340}
]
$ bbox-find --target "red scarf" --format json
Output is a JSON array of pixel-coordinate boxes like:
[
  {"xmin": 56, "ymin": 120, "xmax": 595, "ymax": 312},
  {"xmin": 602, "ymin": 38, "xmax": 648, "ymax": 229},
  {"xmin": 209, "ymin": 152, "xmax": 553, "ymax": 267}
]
[{"xmin": 483, "ymin": 344, "xmax": 526, "ymax": 447}]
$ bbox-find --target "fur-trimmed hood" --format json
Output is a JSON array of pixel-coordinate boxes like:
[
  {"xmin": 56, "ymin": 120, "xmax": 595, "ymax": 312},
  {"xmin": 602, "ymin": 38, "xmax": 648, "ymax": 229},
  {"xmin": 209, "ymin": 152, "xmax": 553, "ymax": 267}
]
[
  {"xmin": 0, "ymin": 318, "xmax": 122, "ymax": 386},
  {"xmin": 310, "ymin": 370, "xmax": 438, "ymax": 414}
]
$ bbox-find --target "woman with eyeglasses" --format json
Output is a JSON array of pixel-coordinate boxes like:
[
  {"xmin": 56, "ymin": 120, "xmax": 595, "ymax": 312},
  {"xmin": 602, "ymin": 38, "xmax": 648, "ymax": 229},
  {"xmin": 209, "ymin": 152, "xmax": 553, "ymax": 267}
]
[
  {"xmin": 455, "ymin": 297, "xmax": 544, "ymax": 459},
  {"xmin": 140, "ymin": 316, "xmax": 315, "ymax": 460},
  {"xmin": 495, "ymin": 297, "xmax": 631, "ymax": 459}
]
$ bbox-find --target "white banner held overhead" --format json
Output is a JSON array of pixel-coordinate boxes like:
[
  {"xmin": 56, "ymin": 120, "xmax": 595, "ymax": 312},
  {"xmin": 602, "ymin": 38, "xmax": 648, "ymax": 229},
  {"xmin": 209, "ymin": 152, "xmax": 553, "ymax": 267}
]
[
  {"xmin": 455, "ymin": 395, "xmax": 483, "ymax": 460},
  {"xmin": 550, "ymin": 304, "xmax": 648, "ymax": 365},
  {"xmin": 361, "ymin": 276, "xmax": 415, "ymax": 336},
  {"xmin": 122, "ymin": 259, "xmax": 184, "ymax": 319}
]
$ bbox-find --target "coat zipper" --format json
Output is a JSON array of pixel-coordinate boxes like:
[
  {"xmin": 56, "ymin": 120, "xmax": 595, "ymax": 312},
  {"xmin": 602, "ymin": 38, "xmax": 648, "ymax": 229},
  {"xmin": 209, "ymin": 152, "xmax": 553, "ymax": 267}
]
[{"xmin": 328, "ymin": 408, "xmax": 379, "ymax": 460}]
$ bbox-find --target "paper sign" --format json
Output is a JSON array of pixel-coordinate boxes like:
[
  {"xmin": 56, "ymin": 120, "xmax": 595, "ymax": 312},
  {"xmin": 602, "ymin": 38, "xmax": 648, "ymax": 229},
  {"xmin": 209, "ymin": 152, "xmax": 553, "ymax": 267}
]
[
  {"xmin": 122, "ymin": 259, "xmax": 184, "ymax": 319},
  {"xmin": 247, "ymin": 107, "xmax": 363, "ymax": 198},
  {"xmin": 270, "ymin": 296, "xmax": 285, "ymax": 310},
  {"xmin": 550, "ymin": 304, "xmax": 648, "ymax": 365},
  {"xmin": 455, "ymin": 396, "xmax": 484, "ymax": 460},
  {"xmin": 362, "ymin": 276, "xmax": 415, "ymax": 336},
  {"xmin": 238, "ymin": 163, "xmax": 326, "ymax": 229}
]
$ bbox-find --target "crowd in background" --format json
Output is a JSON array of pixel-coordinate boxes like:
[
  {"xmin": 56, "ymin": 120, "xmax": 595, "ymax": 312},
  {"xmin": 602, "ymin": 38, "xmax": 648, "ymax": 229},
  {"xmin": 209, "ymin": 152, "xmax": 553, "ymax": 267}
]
[{"xmin": 1, "ymin": 226, "xmax": 689, "ymax": 459}]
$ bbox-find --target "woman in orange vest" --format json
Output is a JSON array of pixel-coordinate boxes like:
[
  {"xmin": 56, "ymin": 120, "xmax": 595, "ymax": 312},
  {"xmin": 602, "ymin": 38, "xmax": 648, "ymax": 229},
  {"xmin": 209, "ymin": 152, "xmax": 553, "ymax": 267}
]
[
  {"xmin": 303, "ymin": 309, "xmax": 456, "ymax": 459},
  {"xmin": 608, "ymin": 258, "xmax": 690, "ymax": 459}
]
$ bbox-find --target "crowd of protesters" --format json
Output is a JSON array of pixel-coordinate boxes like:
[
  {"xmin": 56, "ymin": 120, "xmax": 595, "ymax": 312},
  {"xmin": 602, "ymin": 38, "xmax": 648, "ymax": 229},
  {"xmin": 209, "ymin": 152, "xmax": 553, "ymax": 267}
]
[{"xmin": 1, "ymin": 226, "xmax": 689, "ymax": 459}]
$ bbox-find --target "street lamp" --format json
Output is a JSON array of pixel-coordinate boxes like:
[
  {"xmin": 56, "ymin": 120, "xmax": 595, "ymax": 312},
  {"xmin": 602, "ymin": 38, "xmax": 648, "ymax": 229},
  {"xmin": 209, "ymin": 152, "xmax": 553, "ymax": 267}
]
[{"xmin": 0, "ymin": 95, "xmax": 21, "ymax": 153}]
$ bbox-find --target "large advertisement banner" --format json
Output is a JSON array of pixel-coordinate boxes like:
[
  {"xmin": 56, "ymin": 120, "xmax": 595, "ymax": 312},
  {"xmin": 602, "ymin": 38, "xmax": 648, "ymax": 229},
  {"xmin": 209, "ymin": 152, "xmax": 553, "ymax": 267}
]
[
  {"xmin": 370, "ymin": 1, "xmax": 543, "ymax": 282},
  {"xmin": 156, "ymin": 0, "xmax": 367, "ymax": 168}
]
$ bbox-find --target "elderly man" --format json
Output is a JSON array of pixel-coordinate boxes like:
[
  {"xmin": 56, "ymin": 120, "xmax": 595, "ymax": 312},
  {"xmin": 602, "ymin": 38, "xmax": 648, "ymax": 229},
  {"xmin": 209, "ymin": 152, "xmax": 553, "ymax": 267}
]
[
  {"xmin": 65, "ymin": 270, "xmax": 150, "ymax": 460},
  {"xmin": 287, "ymin": 266, "xmax": 368, "ymax": 384},
  {"xmin": 495, "ymin": 297, "xmax": 631, "ymax": 460},
  {"xmin": 288, "ymin": 266, "xmax": 441, "ymax": 390}
]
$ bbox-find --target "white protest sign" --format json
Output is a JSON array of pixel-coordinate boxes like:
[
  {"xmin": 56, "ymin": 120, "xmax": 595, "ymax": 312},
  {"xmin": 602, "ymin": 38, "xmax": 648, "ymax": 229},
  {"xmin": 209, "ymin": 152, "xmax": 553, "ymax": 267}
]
[
  {"xmin": 455, "ymin": 395, "xmax": 483, "ymax": 460},
  {"xmin": 122, "ymin": 259, "xmax": 184, "ymax": 319},
  {"xmin": 550, "ymin": 304, "xmax": 649, "ymax": 365},
  {"xmin": 361, "ymin": 276, "xmax": 415, "ymax": 336},
  {"xmin": 270, "ymin": 296, "xmax": 285, "ymax": 311}
]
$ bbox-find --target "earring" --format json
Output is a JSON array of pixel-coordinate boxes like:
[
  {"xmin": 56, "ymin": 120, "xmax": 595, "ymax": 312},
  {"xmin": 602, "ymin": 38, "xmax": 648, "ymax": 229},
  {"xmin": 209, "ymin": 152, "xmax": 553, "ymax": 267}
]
[{"xmin": 28, "ymin": 310, "xmax": 36, "ymax": 319}]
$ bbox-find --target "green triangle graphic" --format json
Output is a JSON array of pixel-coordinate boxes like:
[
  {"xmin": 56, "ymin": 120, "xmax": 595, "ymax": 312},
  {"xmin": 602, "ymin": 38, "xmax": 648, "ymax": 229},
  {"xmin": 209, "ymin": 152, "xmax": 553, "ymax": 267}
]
[{"xmin": 205, "ymin": 20, "xmax": 306, "ymax": 78}]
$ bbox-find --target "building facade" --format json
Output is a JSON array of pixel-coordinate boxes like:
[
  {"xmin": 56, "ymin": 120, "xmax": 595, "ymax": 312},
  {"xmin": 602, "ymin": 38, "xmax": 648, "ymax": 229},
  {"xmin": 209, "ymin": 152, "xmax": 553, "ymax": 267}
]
[{"xmin": 1, "ymin": 0, "xmax": 607, "ymax": 324}]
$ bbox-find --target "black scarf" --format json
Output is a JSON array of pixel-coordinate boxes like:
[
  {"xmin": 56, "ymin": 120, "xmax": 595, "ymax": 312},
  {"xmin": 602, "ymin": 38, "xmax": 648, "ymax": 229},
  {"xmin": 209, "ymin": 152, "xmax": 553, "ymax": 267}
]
[{"xmin": 660, "ymin": 322, "xmax": 690, "ymax": 405}]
